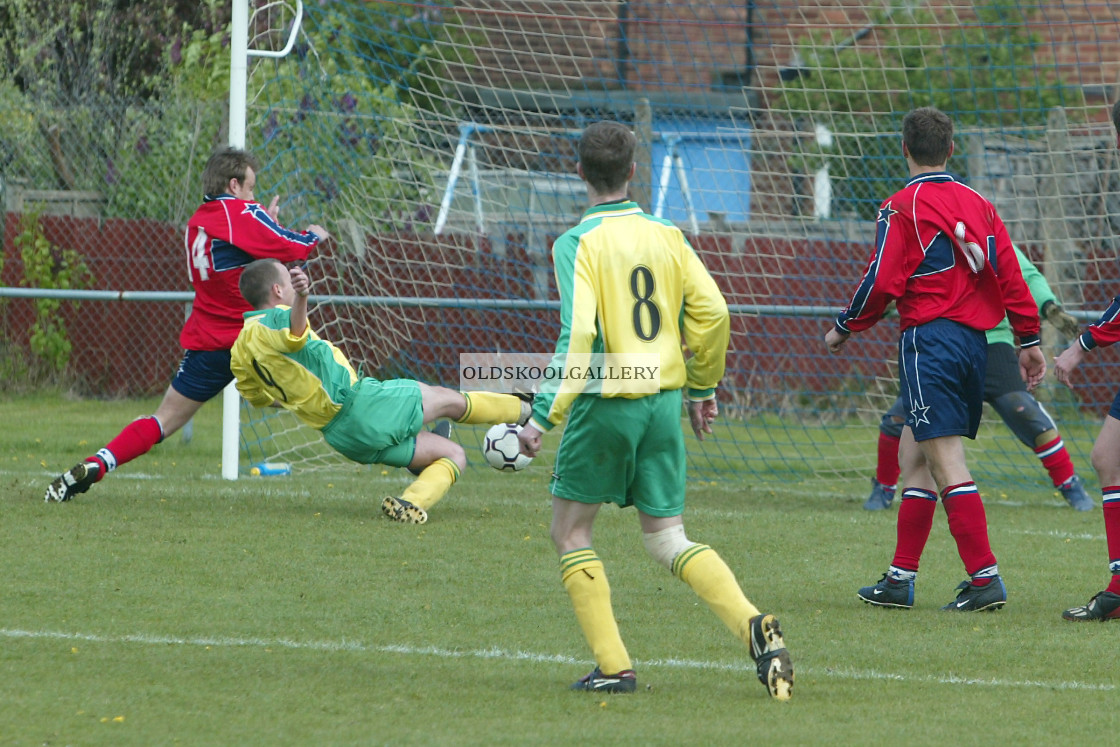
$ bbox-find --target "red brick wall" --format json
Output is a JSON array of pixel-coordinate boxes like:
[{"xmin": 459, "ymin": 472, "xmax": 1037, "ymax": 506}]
[
  {"xmin": 6, "ymin": 212, "xmax": 1113, "ymax": 410},
  {"xmin": 1, "ymin": 213, "xmax": 186, "ymax": 396},
  {"xmin": 452, "ymin": 1, "xmax": 1120, "ymax": 96},
  {"xmin": 4, "ymin": 211, "xmax": 1120, "ymax": 412},
  {"xmin": 3, "ymin": 213, "xmax": 877, "ymax": 396}
]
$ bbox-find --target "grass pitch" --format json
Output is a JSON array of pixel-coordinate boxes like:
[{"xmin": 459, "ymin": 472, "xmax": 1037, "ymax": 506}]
[{"xmin": 0, "ymin": 393, "xmax": 1116, "ymax": 745}]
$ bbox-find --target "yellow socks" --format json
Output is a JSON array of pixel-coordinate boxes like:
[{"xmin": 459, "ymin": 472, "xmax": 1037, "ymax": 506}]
[
  {"xmin": 401, "ymin": 457, "xmax": 460, "ymax": 511},
  {"xmin": 557, "ymin": 544, "xmax": 758, "ymax": 675},
  {"xmin": 457, "ymin": 392, "xmax": 522, "ymax": 425},
  {"xmin": 560, "ymin": 549, "xmax": 632, "ymax": 675},
  {"xmin": 673, "ymin": 544, "xmax": 760, "ymax": 647}
]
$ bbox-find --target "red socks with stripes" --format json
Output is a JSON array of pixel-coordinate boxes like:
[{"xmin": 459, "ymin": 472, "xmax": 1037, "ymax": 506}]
[{"xmin": 87, "ymin": 416, "xmax": 165, "ymax": 478}]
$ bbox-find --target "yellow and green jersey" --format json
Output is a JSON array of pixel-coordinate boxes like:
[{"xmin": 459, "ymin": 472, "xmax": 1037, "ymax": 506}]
[
  {"xmin": 230, "ymin": 306, "xmax": 358, "ymax": 430},
  {"xmin": 531, "ymin": 200, "xmax": 730, "ymax": 431}
]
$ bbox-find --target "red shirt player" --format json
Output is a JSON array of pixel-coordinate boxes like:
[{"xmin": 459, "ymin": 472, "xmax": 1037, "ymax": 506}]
[
  {"xmin": 45, "ymin": 146, "xmax": 329, "ymax": 502},
  {"xmin": 1051, "ymin": 98, "xmax": 1120, "ymax": 621},
  {"xmin": 825, "ymin": 107, "xmax": 1045, "ymax": 613}
]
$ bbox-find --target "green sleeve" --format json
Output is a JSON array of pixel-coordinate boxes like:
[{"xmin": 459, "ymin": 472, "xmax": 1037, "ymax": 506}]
[
  {"xmin": 1013, "ymin": 245, "xmax": 1057, "ymax": 314},
  {"xmin": 529, "ymin": 231, "xmax": 579, "ymax": 432}
]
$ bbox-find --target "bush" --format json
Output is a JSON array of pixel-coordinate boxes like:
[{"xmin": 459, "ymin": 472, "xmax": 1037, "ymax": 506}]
[
  {"xmin": 11, "ymin": 208, "xmax": 93, "ymax": 377},
  {"xmin": 0, "ymin": 1, "xmax": 231, "ymax": 222},
  {"xmin": 0, "ymin": 1, "xmax": 468, "ymax": 228},
  {"xmin": 246, "ymin": 1, "xmax": 471, "ymax": 233}
]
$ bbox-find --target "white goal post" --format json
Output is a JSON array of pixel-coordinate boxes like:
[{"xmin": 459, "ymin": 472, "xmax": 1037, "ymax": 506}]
[{"xmin": 222, "ymin": 0, "xmax": 305, "ymax": 480}]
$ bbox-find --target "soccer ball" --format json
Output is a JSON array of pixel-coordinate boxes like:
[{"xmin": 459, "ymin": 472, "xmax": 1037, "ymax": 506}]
[{"xmin": 483, "ymin": 423, "xmax": 532, "ymax": 471}]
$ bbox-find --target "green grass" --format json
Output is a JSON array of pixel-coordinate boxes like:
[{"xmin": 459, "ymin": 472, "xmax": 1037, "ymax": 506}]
[{"xmin": 0, "ymin": 393, "xmax": 1115, "ymax": 745}]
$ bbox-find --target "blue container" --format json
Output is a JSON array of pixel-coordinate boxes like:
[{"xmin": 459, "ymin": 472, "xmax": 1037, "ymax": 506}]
[
  {"xmin": 650, "ymin": 115, "xmax": 752, "ymax": 224},
  {"xmin": 250, "ymin": 462, "xmax": 291, "ymax": 476}
]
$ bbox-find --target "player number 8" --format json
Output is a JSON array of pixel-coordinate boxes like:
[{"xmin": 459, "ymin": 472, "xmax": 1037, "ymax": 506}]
[{"xmin": 629, "ymin": 265, "xmax": 661, "ymax": 342}]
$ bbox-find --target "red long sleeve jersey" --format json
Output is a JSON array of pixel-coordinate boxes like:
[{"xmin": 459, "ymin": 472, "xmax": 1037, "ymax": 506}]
[
  {"xmin": 180, "ymin": 195, "xmax": 320, "ymax": 350},
  {"xmin": 835, "ymin": 173, "xmax": 1040, "ymax": 347},
  {"xmin": 1079, "ymin": 297, "xmax": 1120, "ymax": 351}
]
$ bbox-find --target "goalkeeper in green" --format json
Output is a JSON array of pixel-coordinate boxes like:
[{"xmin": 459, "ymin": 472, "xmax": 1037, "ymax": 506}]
[
  {"xmin": 230, "ymin": 259, "xmax": 530, "ymax": 524},
  {"xmin": 516, "ymin": 120, "xmax": 793, "ymax": 700},
  {"xmin": 865, "ymin": 244, "xmax": 1092, "ymax": 512}
]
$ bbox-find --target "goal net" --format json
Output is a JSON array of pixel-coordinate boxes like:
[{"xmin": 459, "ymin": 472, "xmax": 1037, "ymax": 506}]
[{"xmin": 237, "ymin": 0, "xmax": 1120, "ymax": 495}]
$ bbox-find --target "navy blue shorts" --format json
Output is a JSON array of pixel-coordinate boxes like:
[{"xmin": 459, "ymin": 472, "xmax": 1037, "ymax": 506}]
[
  {"xmin": 898, "ymin": 319, "xmax": 987, "ymax": 441},
  {"xmin": 170, "ymin": 349, "xmax": 234, "ymax": 402},
  {"xmin": 1109, "ymin": 389, "xmax": 1120, "ymax": 421}
]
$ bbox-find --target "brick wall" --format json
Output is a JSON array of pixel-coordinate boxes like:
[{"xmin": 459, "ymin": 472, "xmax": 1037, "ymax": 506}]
[
  {"xmin": 452, "ymin": 2, "xmax": 1120, "ymax": 100},
  {"xmin": 1, "ymin": 213, "xmax": 186, "ymax": 396},
  {"xmin": 5, "ymin": 212, "xmax": 1119, "ymax": 409}
]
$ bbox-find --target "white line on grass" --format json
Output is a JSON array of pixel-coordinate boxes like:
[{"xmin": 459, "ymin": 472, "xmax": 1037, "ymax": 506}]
[
  {"xmin": 10, "ymin": 469, "xmax": 1091, "ymax": 513},
  {"xmin": 1, "ymin": 627, "xmax": 1113, "ymax": 693},
  {"xmin": 1008, "ymin": 529, "xmax": 1104, "ymax": 541}
]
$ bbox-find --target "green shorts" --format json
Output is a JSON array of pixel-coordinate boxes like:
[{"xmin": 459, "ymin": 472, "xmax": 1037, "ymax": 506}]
[
  {"xmin": 321, "ymin": 378, "xmax": 424, "ymax": 467},
  {"xmin": 549, "ymin": 389, "xmax": 686, "ymax": 517}
]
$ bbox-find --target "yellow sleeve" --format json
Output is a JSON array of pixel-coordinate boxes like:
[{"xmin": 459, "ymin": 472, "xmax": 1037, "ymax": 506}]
[
  {"xmin": 234, "ymin": 376, "xmax": 275, "ymax": 409},
  {"xmin": 231, "ymin": 323, "xmax": 284, "ymax": 408},
  {"xmin": 681, "ymin": 246, "xmax": 730, "ymax": 397}
]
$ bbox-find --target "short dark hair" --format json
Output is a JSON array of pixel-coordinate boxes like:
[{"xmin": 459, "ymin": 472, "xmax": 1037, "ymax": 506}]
[
  {"xmin": 1111, "ymin": 100, "xmax": 1120, "ymax": 136},
  {"xmin": 578, "ymin": 121, "xmax": 637, "ymax": 193},
  {"xmin": 239, "ymin": 258, "xmax": 286, "ymax": 309},
  {"xmin": 902, "ymin": 107, "xmax": 953, "ymax": 166},
  {"xmin": 202, "ymin": 146, "xmax": 260, "ymax": 196}
]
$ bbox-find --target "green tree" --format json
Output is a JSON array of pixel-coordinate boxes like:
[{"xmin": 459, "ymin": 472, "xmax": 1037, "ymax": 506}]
[
  {"xmin": 776, "ymin": 1, "xmax": 1084, "ymax": 219},
  {"xmin": 247, "ymin": 1, "xmax": 471, "ymax": 232},
  {"xmin": 0, "ymin": 0, "xmax": 231, "ymax": 221},
  {"xmin": 0, "ymin": 0, "xmax": 229, "ymax": 103},
  {"xmin": 100, "ymin": 1, "xmax": 231, "ymax": 222},
  {"xmin": 0, "ymin": 1, "xmax": 468, "ymax": 226}
]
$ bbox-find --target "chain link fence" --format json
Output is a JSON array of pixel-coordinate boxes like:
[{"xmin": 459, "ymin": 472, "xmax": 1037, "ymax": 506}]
[{"xmin": 0, "ymin": 98, "xmax": 223, "ymax": 395}]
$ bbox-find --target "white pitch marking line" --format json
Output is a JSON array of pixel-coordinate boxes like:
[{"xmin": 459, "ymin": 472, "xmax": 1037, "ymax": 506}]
[
  {"xmin": 1008, "ymin": 529, "xmax": 1104, "ymax": 541},
  {"xmin": 0, "ymin": 628, "xmax": 1112, "ymax": 692}
]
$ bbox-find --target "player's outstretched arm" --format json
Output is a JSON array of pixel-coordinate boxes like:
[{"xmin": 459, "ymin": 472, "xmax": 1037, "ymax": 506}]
[
  {"xmin": 1053, "ymin": 342, "xmax": 1086, "ymax": 389},
  {"xmin": 289, "ymin": 265, "xmax": 311, "ymax": 337}
]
